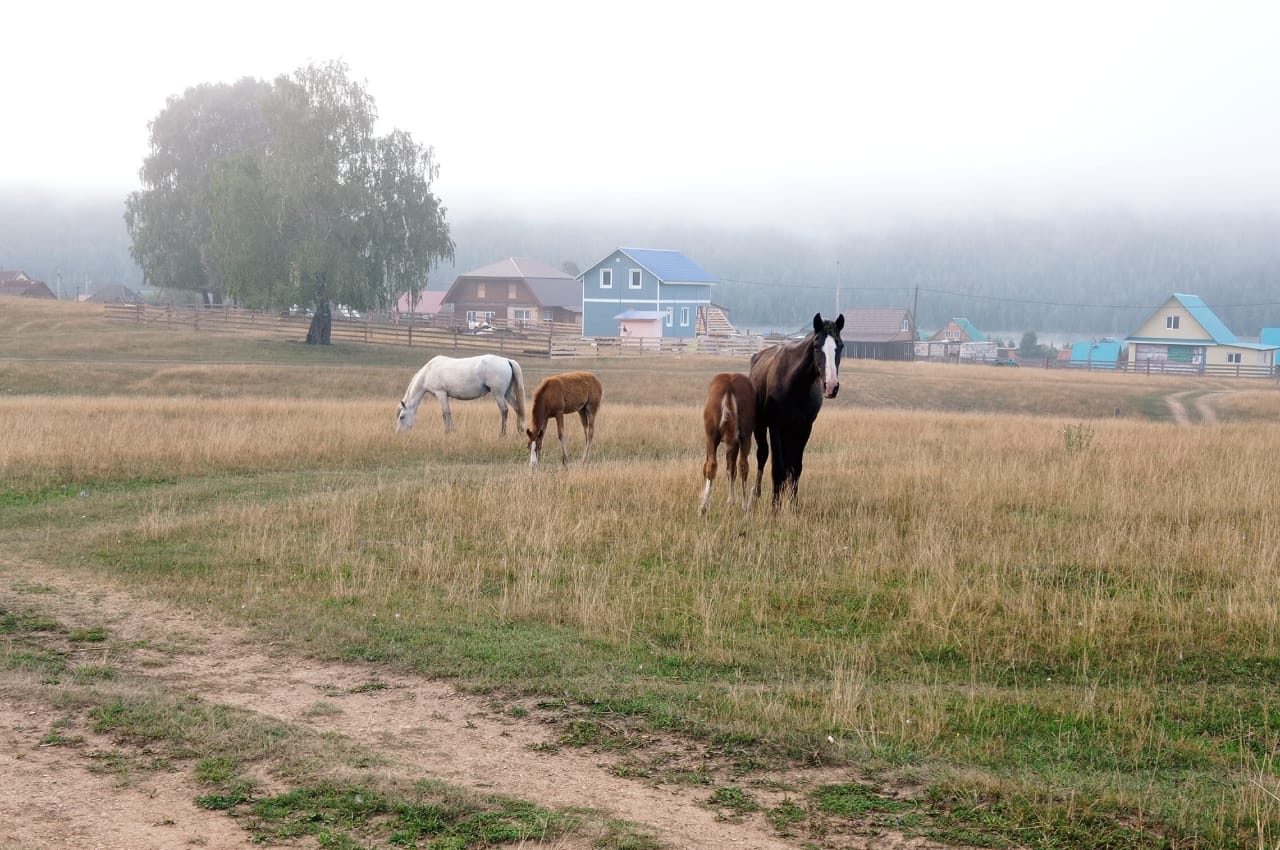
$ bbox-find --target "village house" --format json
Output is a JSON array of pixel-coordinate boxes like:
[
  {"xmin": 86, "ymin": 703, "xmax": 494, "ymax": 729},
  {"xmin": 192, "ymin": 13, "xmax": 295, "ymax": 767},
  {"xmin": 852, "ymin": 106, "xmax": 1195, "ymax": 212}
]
[
  {"xmin": 441, "ymin": 258, "xmax": 582, "ymax": 329},
  {"xmin": 1125, "ymin": 293, "xmax": 1277, "ymax": 374},
  {"xmin": 579, "ymin": 248, "xmax": 715, "ymax": 339}
]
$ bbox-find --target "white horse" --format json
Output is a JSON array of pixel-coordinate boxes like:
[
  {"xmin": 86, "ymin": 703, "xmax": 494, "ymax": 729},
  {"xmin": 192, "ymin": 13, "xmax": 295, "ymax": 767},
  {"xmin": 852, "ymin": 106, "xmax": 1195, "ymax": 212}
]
[{"xmin": 396, "ymin": 354, "xmax": 527, "ymax": 436}]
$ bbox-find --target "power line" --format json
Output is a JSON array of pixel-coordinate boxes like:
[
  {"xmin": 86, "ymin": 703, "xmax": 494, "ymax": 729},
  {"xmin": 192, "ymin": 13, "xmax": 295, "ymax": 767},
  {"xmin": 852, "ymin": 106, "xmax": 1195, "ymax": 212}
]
[{"xmin": 717, "ymin": 277, "xmax": 1280, "ymax": 312}]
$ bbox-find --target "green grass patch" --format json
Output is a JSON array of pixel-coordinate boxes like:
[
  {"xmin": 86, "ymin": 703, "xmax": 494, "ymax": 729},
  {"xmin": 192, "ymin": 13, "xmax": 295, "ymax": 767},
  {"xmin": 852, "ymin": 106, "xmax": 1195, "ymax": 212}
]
[{"xmin": 245, "ymin": 782, "xmax": 575, "ymax": 848}]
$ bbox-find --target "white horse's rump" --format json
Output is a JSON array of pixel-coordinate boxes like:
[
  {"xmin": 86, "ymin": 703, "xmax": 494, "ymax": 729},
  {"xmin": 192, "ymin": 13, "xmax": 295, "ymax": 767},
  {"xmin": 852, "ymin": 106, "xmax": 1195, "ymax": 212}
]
[{"xmin": 396, "ymin": 354, "xmax": 527, "ymax": 435}]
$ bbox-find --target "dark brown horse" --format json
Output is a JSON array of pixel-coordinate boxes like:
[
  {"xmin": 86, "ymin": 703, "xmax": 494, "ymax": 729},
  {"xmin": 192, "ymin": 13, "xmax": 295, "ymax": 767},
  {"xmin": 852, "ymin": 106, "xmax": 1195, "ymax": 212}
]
[
  {"xmin": 750, "ymin": 312, "xmax": 845, "ymax": 507},
  {"xmin": 699, "ymin": 372, "xmax": 756, "ymax": 515},
  {"xmin": 526, "ymin": 371, "xmax": 604, "ymax": 465}
]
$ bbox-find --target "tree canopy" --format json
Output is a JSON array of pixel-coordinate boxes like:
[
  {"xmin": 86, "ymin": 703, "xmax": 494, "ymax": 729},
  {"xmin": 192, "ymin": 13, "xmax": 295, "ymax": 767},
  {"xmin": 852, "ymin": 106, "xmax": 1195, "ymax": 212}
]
[{"xmin": 124, "ymin": 61, "xmax": 453, "ymax": 316}]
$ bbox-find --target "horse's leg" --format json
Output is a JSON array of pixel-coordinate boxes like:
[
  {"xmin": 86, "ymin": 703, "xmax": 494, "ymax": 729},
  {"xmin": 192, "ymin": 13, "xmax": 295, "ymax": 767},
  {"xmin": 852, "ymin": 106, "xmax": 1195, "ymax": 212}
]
[
  {"xmin": 753, "ymin": 422, "xmax": 769, "ymax": 501},
  {"xmin": 556, "ymin": 412, "xmax": 569, "ymax": 465},
  {"xmin": 784, "ymin": 421, "xmax": 814, "ymax": 503},
  {"xmin": 495, "ymin": 395, "xmax": 508, "ymax": 436},
  {"xmin": 578, "ymin": 407, "xmax": 595, "ymax": 463},
  {"xmin": 700, "ymin": 431, "xmax": 720, "ymax": 515},
  {"xmin": 437, "ymin": 392, "xmax": 454, "ymax": 433},
  {"xmin": 724, "ymin": 439, "xmax": 738, "ymax": 506},
  {"xmin": 769, "ymin": 423, "xmax": 789, "ymax": 508},
  {"xmin": 737, "ymin": 432, "xmax": 753, "ymax": 512}
]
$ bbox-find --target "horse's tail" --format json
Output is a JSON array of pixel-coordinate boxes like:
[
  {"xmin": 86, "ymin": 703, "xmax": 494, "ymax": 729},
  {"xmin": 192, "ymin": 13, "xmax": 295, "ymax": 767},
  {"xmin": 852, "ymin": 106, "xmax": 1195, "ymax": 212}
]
[
  {"xmin": 507, "ymin": 359, "xmax": 528, "ymax": 432},
  {"xmin": 720, "ymin": 388, "xmax": 737, "ymax": 430}
]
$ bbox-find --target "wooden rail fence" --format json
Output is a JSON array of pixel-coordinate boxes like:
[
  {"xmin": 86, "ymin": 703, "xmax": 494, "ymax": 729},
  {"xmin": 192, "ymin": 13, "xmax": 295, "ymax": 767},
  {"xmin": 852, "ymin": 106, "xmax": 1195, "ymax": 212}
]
[{"xmin": 103, "ymin": 303, "xmax": 767, "ymax": 359}]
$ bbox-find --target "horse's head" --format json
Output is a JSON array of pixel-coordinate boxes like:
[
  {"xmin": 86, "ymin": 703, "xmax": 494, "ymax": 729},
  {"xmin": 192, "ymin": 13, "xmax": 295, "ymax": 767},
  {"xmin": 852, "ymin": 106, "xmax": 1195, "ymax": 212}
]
[
  {"xmin": 811, "ymin": 312, "xmax": 845, "ymax": 398},
  {"xmin": 395, "ymin": 399, "xmax": 417, "ymax": 432},
  {"xmin": 526, "ymin": 425, "xmax": 547, "ymax": 465}
]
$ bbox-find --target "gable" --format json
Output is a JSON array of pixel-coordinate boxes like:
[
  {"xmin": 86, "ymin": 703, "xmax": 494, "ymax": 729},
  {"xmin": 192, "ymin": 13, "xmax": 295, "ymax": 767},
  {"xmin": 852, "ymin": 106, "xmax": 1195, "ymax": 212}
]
[
  {"xmin": 460, "ymin": 257, "xmax": 572, "ymax": 280},
  {"xmin": 1127, "ymin": 293, "xmax": 1238, "ymax": 344}
]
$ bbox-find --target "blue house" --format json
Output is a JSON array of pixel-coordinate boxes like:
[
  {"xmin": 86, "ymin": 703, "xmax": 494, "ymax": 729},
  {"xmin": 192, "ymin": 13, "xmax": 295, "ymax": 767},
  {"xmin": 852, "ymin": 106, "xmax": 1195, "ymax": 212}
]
[{"xmin": 579, "ymin": 248, "xmax": 716, "ymax": 339}]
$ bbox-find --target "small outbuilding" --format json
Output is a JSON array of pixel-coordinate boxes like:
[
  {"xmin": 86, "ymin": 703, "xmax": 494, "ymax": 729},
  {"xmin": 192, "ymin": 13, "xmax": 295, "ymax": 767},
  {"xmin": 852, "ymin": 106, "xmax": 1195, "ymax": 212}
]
[{"xmin": 1067, "ymin": 339, "xmax": 1125, "ymax": 369}]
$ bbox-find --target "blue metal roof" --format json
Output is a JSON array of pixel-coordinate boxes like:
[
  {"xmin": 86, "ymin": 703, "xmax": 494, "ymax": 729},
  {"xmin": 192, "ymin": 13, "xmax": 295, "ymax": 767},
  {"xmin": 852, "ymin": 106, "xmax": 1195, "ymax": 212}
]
[
  {"xmin": 1069, "ymin": 340, "xmax": 1123, "ymax": 367},
  {"xmin": 1260, "ymin": 328, "xmax": 1280, "ymax": 347},
  {"xmin": 618, "ymin": 248, "xmax": 717, "ymax": 283},
  {"xmin": 1172, "ymin": 293, "xmax": 1239, "ymax": 344}
]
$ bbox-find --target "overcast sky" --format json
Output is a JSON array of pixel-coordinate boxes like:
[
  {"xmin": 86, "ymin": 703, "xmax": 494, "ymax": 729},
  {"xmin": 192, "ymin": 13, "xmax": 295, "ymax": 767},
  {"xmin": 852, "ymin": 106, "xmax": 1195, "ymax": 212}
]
[{"xmin": 7, "ymin": 1, "xmax": 1280, "ymax": 229}]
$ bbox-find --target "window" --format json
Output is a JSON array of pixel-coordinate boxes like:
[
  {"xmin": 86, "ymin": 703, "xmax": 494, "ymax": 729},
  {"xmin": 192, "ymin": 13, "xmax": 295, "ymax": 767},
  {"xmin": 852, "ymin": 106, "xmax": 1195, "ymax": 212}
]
[
  {"xmin": 680, "ymin": 307, "xmax": 690, "ymax": 326},
  {"xmin": 1226, "ymin": 352, "xmax": 1241, "ymax": 364},
  {"xmin": 629, "ymin": 269, "xmax": 642, "ymax": 289},
  {"xmin": 508, "ymin": 284, "xmax": 517, "ymax": 299},
  {"xmin": 901, "ymin": 318, "xmax": 910, "ymax": 332},
  {"xmin": 476, "ymin": 283, "xmax": 486, "ymax": 299},
  {"xmin": 1166, "ymin": 315, "xmax": 1180, "ymax": 330},
  {"xmin": 600, "ymin": 269, "xmax": 612, "ymax": 289},
  {"xmin": 512, "ymin": 308, "xmax": 532, "ymax": 322},
  {"xmin": 542, "ymin": 309, "xmax": 554, "ymax": 323},
  {"xmin": 665, "ymin": 308, "xmax": 673, "ymax": 327}
]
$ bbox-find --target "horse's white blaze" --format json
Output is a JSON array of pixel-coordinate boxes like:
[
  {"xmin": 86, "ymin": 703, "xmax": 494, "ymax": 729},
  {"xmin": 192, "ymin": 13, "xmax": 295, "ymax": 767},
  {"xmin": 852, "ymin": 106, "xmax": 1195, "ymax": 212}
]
[
  {"xmin": 529, "ymin": 442, "xmax": 539, "ymax": 465},
  {"xmin": 821, "ymin": 335, "xmax": 840, "ymax": 397}
]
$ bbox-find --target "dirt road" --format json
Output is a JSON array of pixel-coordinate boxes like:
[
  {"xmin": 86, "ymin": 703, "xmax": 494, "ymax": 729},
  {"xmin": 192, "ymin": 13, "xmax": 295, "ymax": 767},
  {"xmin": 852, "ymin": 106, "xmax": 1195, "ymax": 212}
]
[{"xmin": 1, "ymin": 557, "xmax": 959, "ymax": 850}]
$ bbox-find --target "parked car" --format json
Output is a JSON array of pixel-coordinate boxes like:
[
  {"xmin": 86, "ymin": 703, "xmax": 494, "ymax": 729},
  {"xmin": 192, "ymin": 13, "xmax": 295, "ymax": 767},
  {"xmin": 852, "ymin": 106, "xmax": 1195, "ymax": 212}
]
[{"xmin": 992, "ymin": 358, "xmax": 1019, "ymax": 367}]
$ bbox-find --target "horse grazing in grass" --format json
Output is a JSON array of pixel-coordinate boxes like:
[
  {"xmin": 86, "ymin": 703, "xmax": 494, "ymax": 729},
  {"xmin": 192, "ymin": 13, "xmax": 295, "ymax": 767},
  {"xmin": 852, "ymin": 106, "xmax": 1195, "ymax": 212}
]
[
  {"xmin": 700, "ymin": 372, "xmax": 756, "ymax": 515},
  {"xmin": 396, "ymin": 354, "xmax": 527, "ymax": 436},
  {"xmin": 526, "ymin": 371, "xmax": 603, "ymax": 466},
  {"xmin": 750, "ymin": 312, "xmax": 844, "ymax": 507}
]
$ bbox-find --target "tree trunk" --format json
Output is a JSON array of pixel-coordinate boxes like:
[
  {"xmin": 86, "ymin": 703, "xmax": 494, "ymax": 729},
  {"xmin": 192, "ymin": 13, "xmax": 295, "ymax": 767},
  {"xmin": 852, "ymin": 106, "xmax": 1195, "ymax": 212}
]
[{"xmin": 306, "ymin": 303, "xmax": 332, "ymax": 344}]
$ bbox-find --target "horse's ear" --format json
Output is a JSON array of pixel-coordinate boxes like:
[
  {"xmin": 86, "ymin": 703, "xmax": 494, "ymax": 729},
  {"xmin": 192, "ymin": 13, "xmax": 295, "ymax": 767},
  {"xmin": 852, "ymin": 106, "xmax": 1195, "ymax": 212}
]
[
  {"xmin": 526, "ymin": 428, "xmax": 534, "ymax": 439},
  {"xmin": 813, "ymin": 313, "xmax": 823, "ymax": 333},
  {"xmin": 835, "ymin": 313, "xmax": 845, "ymax": 331}
]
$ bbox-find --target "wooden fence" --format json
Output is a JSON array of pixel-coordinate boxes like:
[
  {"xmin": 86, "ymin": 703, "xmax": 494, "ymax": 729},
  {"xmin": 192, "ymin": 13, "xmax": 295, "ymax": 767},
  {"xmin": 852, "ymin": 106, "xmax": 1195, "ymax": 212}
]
[
  {"xmin": 1043, "ymin": 358, "xmax": 1278, "ymax": 380},
  {"xmin": 103, "ymin": 303, "xmax": 767, "ymax": 359}
]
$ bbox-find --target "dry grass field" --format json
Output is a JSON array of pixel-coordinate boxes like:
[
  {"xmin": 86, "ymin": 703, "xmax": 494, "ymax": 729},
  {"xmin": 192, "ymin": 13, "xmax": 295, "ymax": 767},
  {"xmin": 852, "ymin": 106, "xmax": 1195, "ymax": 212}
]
[{"xmin": 4, "ymin": 297, "xmax": 1280, "ymax": 849}]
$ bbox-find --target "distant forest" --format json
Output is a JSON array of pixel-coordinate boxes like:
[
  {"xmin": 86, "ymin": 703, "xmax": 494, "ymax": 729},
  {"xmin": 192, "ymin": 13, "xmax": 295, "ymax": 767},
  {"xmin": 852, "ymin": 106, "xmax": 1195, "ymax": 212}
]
[{"xmin": 4, "ymin": 189, "xmax": 1279, "ymax": 341}]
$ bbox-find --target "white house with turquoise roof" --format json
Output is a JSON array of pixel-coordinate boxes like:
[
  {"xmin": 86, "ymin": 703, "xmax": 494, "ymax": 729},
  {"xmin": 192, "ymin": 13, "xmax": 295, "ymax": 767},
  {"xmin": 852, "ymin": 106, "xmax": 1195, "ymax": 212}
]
[
  {"xmin": 578, "ymin": 247, "xmax": 716, "ymax": 339},
  {"xmin": 1125, "ymin": 293, "xmax": 1277, "ymax": 373}
]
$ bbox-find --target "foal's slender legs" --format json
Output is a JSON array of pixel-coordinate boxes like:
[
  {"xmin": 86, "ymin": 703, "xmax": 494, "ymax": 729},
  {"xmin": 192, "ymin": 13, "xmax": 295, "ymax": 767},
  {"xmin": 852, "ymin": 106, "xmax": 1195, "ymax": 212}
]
[
  {"xmin": 555, "ymin": 413, "xmax": 568, "ymax": 464},
  {"xmin": 578, "ymin": 407, "xmax": 595, "ymax": 462}
]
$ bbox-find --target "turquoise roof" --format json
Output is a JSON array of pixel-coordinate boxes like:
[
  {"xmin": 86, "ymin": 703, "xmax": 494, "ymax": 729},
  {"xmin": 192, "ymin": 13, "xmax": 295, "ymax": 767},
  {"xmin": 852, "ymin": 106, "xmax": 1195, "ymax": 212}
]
[
  {"xmin": 1261, "ymin": 328, "xmax": 1280, "ymax": 347},
  {"xmin": 1171, "ymin": 293, "xmax": 1238, "ymax": 344},
  {"xmin": 952, "ymin": 317, "xmax": 986, "ymax": 342},
  {"xmin": 1069, "ymin": 340, "xmax": 1123, "ymax": 367}
]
